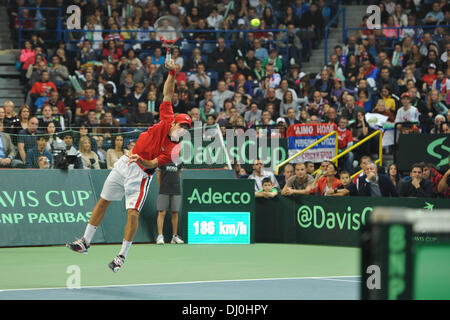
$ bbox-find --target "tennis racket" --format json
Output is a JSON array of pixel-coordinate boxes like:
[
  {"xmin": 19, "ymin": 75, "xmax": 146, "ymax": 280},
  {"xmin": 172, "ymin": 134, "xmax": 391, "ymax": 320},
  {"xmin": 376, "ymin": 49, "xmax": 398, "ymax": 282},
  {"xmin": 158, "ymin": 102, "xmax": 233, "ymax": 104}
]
[{"xmin": 154, "ymin": 15, "xmax": 183, "ymax": 62}]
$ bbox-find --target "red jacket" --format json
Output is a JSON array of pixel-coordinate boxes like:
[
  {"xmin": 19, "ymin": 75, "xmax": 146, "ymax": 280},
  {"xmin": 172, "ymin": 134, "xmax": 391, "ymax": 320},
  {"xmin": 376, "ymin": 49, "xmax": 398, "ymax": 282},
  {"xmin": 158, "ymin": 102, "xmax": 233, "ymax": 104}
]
[
  {"xmin": 30, "ymin": 81, "xmax": 57, "ymax": 96},
  {"xmin": 312, "ymin": 176, "xmax": 342, "ymax": 195},
  {"xmin": 132, "ymin": 101, "xmax": 181, "ymax": 168}
]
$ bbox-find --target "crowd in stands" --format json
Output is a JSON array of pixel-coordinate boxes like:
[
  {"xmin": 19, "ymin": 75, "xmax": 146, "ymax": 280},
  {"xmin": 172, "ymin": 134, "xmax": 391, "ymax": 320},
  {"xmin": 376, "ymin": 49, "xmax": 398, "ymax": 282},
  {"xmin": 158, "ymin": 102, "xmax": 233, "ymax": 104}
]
[{"xmin": 1, "ymin": 0, "xmax": 449, "ymax": 197}]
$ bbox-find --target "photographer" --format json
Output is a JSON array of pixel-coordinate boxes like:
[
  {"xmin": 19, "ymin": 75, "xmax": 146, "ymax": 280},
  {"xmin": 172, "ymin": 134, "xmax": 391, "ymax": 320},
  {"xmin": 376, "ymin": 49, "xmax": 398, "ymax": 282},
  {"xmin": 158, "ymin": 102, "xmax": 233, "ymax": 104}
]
[{"xmin": 54, "ymin": 132, "xmax": 83, "ymax": 169}]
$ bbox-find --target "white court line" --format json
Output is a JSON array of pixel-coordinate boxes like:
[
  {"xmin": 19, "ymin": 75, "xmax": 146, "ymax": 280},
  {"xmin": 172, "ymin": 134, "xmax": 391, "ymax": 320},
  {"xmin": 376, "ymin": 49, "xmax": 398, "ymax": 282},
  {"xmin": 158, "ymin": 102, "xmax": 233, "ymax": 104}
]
[{"xmin": 0, "ymin": 276, "xmax": 360, "ymax": 292}]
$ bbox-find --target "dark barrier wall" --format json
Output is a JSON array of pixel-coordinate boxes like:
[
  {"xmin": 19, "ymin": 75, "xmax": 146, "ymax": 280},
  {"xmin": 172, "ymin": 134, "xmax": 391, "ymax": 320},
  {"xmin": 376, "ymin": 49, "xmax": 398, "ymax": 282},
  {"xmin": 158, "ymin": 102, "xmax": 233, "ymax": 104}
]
[
  {"xmin": 2, "ymin": 170, "xmax": 449, "ymax": 247},
  {"xmin": 255, "ymin": 195, "xmax": 450, "ymax": 247},
  {"xmin": 0, "ymin": 169, "xmax": 235, "ymax": 247},
  {"xmin": 397, "ymin": 134, "xmax": 450, "ymax": 172}
]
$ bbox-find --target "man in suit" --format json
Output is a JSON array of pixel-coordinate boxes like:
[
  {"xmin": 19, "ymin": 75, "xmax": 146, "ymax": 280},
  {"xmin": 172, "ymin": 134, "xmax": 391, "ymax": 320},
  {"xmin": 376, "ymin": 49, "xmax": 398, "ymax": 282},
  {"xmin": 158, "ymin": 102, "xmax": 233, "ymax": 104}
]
[
  {"xmin": 358, "ymin": 162, "xmax": 398, "ymax": 197},
  {"xmin": 284, "ymin": 107, "xmax": 300, "ymax": 127},
  {"xmin": 0, "ymin": 121, "xmax": 21, "ymax": 168}
]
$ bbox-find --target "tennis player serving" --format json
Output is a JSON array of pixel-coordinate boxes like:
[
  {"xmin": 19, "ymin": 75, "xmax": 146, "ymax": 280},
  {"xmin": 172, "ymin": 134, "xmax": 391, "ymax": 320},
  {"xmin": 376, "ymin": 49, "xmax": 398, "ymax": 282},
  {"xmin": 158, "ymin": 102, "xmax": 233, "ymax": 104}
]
[{"xmin": 66, "ymin": 59, "xmax": 192, "ymax": 273}]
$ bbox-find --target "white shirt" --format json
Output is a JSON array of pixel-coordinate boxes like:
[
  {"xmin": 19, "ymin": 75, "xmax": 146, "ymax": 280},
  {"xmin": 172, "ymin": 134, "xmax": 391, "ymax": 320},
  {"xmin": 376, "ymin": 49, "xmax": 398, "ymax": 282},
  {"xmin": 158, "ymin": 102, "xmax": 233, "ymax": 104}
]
[
  {"xmin": 395, "ymin": 106, "xmax": 419, "ymax": 123},
  {"xmin": 248, "ymin": 169, "xmax": 280, "ymax": 192}
]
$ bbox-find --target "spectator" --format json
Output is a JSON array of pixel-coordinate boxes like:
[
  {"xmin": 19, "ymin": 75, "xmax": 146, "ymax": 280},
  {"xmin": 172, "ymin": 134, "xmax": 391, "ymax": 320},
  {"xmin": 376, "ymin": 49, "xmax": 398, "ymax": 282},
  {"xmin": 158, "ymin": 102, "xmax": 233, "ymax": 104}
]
[
  {"xmin": 208, "ymin": 37, "xmax": 233, "ymax": 79},
  {"xmin": 106, "ymin": 135, "xmax": 127, "ymax": 169},
  {"xmin": 128, "ymin": 101, "xmax": 154, "ymax": 127},
  {"xmin": 45, "ymin": 121, "xmax": 65, "ymax": 157},
  {"xmin": 26, "ymin": 135, "xmax": 53, "ymax": 169},
  {"xmin": 0, "ymin": 121, "xmax": 21, "ymax": 168},
  {"xmin": 314, "ymin": 69, "xmax": 334, "ymax": 99},
  {"xmin": 421, "ymin": 162, "xmax": 449, "ymax": 197},
  {"xmin": 37, "ymin": 155, "xmax": 51, "ymax": 169},
  {"xmin": 387, "ymin": 163, "xmax": 401, "ymax": 190},
  {"xmin": 334, "ymin": 171, "xmax": 358, "ymax": 196},
  {"xmin": 79, "ymin": 135, "xmax": 100, "ymax": 169},
  {"xmin": 2, "ymin": 101, "xmax": 20, "ymax": 134},
  {"xmin": 336, "ymin": 117, "xmax": 355, "ymax": 174},
  {"xmin": 248, "ymin": 159, "xmax": 280, "ymax": 192},
  {"xmin": 48, "ymin": 55, "xmax": 69, "ymax": 87},
  {"xmin": 422, "ymin": 63, "xmax": 438, "ymax": 88},
  {"xmin": 377, "ymin": 66, "xmax": 400, "ymax": 97},
  {"xmin": 395, "ymin": 92, "xmax": 420, "ymax": 125},
  {"xmin": 75, "ymin": 88, "xmax": 97, "ymax": 125},
  {"xmin": 311, "ymin": 162, "xmax": 342, "ymax": 196},
  {"xmin": 304, "ymin": 161, "xmax": 315, "ymax": 175},
  {"xmin": 358, "ymin": 162, "xmax": 398, "ymax": 197},
  {"xmin": 244, "ymin": 102, "xmax": 262, "ymax": 126},
  {"xmin": 76, "ymin": 40, "xmax": 98, "ymax": 69},
  {"xmin": 38, "ymin": 104, "xmax": 61, "ymax": 131},
  {"xmin": 437, "ymin": 168, "xmax": 450, "ymax": 198},
  {"xmin": 122, "ymin": 81, "xmax": 147, "ymax": 114},
  {"xmin": 281, "ymin": 162, "xmax": 314, "ymax": 196},
  {"xmin": 431, "ymin": 69, "xmax": 450, "ymax": 104},
  {"xmin": 188, "ymin": 63, "xmax": 210, "ymax": 89},
  {"xmin": 57, "ymin": 132, "xmax": 83, "ymax": 170},
  {"xmin": 30, "ymin": 71, "xmax": 58, "ymax": 112},
  {"xmin": 17, "ymin": 117, "xmax": 41, "ymax": 165},
  {"xmin": 279, "ymin": 163, "xmax": 295, "ymax": 189},
  {"xmin": 424, "ymin": 2, "xmax": 444, "ymax": 25},
  {"xmin": 120, "ymin": 60, "xmax": 145, "ymax": 85},
  {"xmin": 398, "ymin": 163, "xmax": 434, "ymax": 198},
  {"xmin": 255, "ymin": 177, "xmax": 279, "ymax": 199},
  {"xmin": 98, "ymin": 111, "xmax": 120, "ymax": 137},
  {"xmin": 378, "ymin": 85, "xmax": 398, "ymax": 113},
  {"xmin": 351, "ymin": 110, "xmax": 374, "ymax": 161},
  {"xmin": 93, "ymin": 135, "xmax": 107, "ymax": 168},
  {"xmin": 306, "ymin": 90, "xmax": 329, "ymax": 117},
  {"xmin": 212, "ymin": 80, "xmax": 235, "ymax": 113},
  {"xmin": 276, "ymin": 24, "xmax": 302, "ymax": 66}
]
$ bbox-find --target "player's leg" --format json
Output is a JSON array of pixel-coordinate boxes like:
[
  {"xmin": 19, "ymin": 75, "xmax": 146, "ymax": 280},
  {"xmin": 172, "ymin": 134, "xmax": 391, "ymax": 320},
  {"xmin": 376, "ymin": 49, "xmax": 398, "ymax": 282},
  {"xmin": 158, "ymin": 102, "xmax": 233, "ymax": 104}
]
[
  {"xmin": 67, "ymin": 166, "xmax": 124, "ymax": 254},
  {"xmin": 170, "ymin": 195, "xmax": 184, "ymax": 244},
  {"xmin": 108, "ymin": 209, "xmax": 140, "ymax": 273},
  {"xmin": 109, "ymin": 169, "xmax": 152, "ymax": 272}
]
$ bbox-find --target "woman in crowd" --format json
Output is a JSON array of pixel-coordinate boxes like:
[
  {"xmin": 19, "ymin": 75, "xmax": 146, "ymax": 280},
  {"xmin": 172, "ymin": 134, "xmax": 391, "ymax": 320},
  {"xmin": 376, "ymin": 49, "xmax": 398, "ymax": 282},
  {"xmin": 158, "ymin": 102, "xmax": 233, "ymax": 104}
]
[
  {"xmin": 312, "ymin": 162, "xmax": 342, "ymax": 196},
  {"xmin": 388, "ymin": 163, "xmax": 400, "ymax": 190},
  {"xmin": 79, "ymin": 135, "xmax": 100, "ymax": 169},
  {"xmin": 2, "ymin": 101, "xmax": 20, "ymax": 134},
  {"xmin": 45, "ymin": 121, "xmax": 65, "ymax": 158},
  {"xmin": 106, "ymin": 134, "xmax": 127, "ymax": 169}
]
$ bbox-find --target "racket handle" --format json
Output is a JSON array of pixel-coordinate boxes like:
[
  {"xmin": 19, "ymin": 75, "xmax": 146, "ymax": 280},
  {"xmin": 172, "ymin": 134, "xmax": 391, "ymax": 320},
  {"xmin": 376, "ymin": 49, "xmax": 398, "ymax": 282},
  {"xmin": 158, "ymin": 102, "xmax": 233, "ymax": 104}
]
[{"xmin": 166, "ymin": 52, "xmax": 172, "ymax": 63}]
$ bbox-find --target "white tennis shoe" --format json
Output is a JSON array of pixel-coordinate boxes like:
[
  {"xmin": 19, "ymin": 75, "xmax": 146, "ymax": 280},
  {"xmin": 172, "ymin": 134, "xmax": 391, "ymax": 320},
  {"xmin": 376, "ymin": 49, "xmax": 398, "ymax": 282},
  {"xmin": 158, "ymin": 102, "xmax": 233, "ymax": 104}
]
[{"xmin": 156, "ymin": 235, "xmax": 164, "ymax": 245}]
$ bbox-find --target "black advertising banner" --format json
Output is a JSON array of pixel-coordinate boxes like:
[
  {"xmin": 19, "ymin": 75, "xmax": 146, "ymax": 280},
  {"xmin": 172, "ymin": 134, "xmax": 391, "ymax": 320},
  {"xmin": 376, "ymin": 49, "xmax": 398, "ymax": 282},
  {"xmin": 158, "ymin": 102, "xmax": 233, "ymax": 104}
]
[
  {"xmin": 255, "ymin": 195, "xmax": 450, "ymax": 247},
  {"xmin": 397, "ymin": 134, "xmax": 450, "ymax": 172}
]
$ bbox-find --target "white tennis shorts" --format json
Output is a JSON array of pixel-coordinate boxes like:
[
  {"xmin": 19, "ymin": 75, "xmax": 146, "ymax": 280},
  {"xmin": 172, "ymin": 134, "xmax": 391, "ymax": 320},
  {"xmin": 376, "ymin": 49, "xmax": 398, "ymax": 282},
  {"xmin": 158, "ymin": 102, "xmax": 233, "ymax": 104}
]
[{"xmin": 100, "ymin": 155, "xmax": 152, "ymax": 211}]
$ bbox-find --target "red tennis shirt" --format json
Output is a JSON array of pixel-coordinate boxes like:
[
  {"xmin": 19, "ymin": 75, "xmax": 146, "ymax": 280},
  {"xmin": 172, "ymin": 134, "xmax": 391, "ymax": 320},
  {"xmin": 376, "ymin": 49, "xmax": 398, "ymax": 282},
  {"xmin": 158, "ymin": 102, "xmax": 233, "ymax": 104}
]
[{"xmin": 132, "ymin": 101, "xmax": 181, "ymax": 169}]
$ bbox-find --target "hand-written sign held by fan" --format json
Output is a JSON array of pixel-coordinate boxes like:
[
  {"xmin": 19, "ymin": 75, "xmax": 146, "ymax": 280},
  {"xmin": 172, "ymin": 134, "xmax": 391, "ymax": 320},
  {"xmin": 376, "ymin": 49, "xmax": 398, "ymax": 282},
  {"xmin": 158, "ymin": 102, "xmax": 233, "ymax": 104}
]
[{"xmin": 154, "ymin": 15, "xmax": 183, "ymax": 62}]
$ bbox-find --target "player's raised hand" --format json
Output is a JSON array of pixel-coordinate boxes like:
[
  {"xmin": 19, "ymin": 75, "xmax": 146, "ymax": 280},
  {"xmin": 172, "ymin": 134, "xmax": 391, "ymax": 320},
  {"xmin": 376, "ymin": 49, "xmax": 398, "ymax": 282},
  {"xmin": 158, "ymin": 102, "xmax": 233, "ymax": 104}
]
[{"xmin": 165, "ymin": 58, "xmax": 176, "ymax": 71}]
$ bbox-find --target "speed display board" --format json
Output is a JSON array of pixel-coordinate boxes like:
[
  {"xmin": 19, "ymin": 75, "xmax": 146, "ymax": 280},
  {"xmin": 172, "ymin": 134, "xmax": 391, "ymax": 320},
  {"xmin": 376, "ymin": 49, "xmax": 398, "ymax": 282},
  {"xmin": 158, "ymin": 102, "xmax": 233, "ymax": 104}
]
[{"xmin": 182, "ymin": 179, "xmax": 255, "ymax": 244}]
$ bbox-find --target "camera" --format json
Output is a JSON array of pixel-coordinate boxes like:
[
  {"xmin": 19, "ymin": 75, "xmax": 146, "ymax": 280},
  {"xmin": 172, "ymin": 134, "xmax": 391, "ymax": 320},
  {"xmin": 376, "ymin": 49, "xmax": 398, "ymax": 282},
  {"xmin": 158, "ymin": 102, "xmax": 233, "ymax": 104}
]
[{"xmin": 54, "ymin": 150, "xmax": 77, "ymax": 170}]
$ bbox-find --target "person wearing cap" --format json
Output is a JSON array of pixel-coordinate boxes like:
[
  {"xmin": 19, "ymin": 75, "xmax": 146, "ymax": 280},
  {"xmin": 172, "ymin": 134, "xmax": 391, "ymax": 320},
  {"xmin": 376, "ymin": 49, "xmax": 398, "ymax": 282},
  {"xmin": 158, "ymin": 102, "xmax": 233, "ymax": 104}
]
[
  {"xmin": 66, "ymin": 60, "xmax": 192, "ymax": 273},
  {"xmin": 422, "ymin": 63, "xmax": 438, "ymax": 87},
  {"xmin": 395, "ymin": 92, "xmax": 419, "ymax": 126}
]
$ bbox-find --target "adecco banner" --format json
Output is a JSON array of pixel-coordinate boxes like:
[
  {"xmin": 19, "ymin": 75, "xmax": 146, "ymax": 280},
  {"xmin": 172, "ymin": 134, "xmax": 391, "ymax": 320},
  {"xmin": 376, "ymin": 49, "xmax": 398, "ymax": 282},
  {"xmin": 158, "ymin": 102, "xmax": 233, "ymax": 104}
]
[
  {"xmin": 286, "ymin": 123, "xmax": 336, "ymax": 163},
  {"xmin": 182, "ymin": 179, "xmax": 255, "ymax": 244},
  {"xmin": 398, "ymin": 134, "xmax": 450, "ymax": 172},
  {"xmin": 255, "ymin": 195, "xmax": 450, "ymax": 247}
]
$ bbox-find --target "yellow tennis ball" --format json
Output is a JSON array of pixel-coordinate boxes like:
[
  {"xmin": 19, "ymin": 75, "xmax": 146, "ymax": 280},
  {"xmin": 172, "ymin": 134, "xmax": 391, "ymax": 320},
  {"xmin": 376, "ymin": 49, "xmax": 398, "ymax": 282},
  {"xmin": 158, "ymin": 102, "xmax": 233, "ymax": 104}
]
[{"xmin": 251, "ymin": 18, "xmax": 260, "ymax": 27}]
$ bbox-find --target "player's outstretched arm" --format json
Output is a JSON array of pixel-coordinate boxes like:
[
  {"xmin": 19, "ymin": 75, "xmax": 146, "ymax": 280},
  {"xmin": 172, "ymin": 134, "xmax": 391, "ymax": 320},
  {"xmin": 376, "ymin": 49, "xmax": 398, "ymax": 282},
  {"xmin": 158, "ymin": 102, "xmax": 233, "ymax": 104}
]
[{"xmin": 162, "ymin": 59, "xmax": 176, "ymax": 102}]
